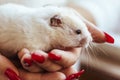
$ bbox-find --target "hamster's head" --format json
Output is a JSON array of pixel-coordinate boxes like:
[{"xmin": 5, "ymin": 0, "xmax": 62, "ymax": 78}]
[{"xmin": 43, "ymin": 7, "xmax": 92, "ymax": 49}]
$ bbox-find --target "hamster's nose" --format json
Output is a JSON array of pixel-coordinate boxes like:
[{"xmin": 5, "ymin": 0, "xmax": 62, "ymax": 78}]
[
  {"xmin": 80, "ymin": 37, "xmax": 87, "ymax": 45},
  {"xmin": 80, "ymin": 36, "xmax": 92, "ymax": 47}
]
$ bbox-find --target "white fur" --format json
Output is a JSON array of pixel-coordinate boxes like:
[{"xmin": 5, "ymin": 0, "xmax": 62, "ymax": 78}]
[{"xmin": 0, "ymin": 4, "xmax": 92, "ymax": 57}]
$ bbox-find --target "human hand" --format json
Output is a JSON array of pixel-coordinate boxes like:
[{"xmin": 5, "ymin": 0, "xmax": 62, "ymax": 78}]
[
  {"xmin": 0, "ymin": 52, "xmax": 74, "ymax": 80},
  {"xmin": 18, "ymin": 47, "xmax": 81, "ymax": 72},
  {"xmin": 19, "ymin": 66, "xmax": 79, "ymax": 80}
]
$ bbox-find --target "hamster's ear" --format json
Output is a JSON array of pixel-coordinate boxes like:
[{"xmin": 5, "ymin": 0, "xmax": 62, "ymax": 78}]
[{"xmin": 50, "ymin": 15, "xmax": 62, "ymax": 27}]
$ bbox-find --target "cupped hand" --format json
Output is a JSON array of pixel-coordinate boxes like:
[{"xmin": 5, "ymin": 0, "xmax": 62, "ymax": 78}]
[
  {"xmin": 18, "ymin": 47, "xmax": 81, "ymax": 72},
  {"xmin": 0, "ymin": 52, "xmax": 72, "ymax": 80}
]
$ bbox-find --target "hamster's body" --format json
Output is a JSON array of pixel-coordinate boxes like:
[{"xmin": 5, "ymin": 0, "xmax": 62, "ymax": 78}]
[{"xmin": 0, "ymin": 4, "xmax": 92, "ymax": 57}]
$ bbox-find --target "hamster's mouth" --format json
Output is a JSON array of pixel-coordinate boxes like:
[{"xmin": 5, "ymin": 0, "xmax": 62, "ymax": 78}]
[{"xmin": 64, "ymin": 45, "xmax": 83, "ymax": 49}]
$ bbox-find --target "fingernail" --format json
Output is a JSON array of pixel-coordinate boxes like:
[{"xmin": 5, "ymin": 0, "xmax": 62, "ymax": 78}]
[
  {"xmin": 23, "ymin": 58, "xmax": 33, "ymax": 67},
  {"xmin": 65, "ymin": 69, "xmax": 85, "ymax": 80},
  {"xmin": 5, "ymin": 68, "xmax": 21, "ymax": 80},
  {"xmin": 104, "ymin": 32, "xmax": 114, "ymax": 43},
  {"xmin": 31, "ymin": 53, "xmax": 45, "ymax": 63},
  {"xmin": 48, "ymin": 52, "xmax": 61, "ymax": 61}
]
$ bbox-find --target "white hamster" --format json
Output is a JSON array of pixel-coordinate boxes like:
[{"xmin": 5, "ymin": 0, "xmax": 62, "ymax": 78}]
[{"xmin": 0, "ymin": 4, "xmax": 92, "ymax": 57}]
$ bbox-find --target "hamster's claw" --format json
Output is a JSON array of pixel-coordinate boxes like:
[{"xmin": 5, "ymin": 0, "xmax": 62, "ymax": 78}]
[{"xmin": 65, "ymin": 69, "xmax": 85, "ymax": 80}]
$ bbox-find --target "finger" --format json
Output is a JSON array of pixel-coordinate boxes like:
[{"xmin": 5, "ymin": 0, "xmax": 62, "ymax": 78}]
[
  {"xmin": 48, "ymin": 48, "xmax": 81, "ymax": 68},
  {"xmin": 31, "ymin": 50, "xmax": 62, "ymax": 72},
  {"xmin": 19, "ymin": 69, "xmax": 66, "ymax": 80},
  {"xmin": 60, "ymin": 66, "xmax": 77, "ymax": 77},
  {"xmin": 84, "ymin": 19, "xmax": 114, "ymax": 43},
  {"xmin": 61, "ymin": 66, "xmax": 84, "ymax": 80},
  {"xmin": 0, "ymin": 54, "xmax": 21, "ymax": 80},
  {"xmin": 18, "ymin": 48, "xmax": 43, "ymax": 72}
]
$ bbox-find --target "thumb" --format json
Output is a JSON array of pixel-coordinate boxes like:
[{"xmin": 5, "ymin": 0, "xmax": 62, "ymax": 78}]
[
  {"xmin": 0, "ymin": 54, "xmax": 21, "ymax": 80},
  {"xmin": 84, "ymin": 20, "xmax": 114, "ymax": 43}
]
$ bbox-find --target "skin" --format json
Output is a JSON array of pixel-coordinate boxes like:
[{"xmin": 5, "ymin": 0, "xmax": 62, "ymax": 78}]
[{"xmin": 0, "ymin": 48, "xmax": 81, "ymax": 80}]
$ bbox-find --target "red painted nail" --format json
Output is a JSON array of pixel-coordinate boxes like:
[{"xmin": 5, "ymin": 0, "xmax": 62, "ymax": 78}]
[
  {"xmin": 4, "ymin": 68, "xmax": 21, "ymax": 80},
  {"xmin": 31, "ymin": 53, "xmax": 45, "ymax": 63},
  {"xmin": 48, "ymin": 52, "xmax": 61, "ymax": 61},
  {"xmin": 23, "ymin": 58, "xmax": 33, "ymax": 67},
  {"xmin": 104, "ymin": 32, "xmax": 114, "ymax": 43},
  {"xmin": 65, "ymin": 69, "xmax": 85, "ymax": 80}
]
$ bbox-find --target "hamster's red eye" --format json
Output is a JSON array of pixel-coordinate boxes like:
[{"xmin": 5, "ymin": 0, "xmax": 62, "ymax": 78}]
[
  {"xmin": 76, "ymin": 30, "xmax": 81, "ymax": 34},
  {"xmin": 50, "ymin": 15, "xmax": 62, "ymax": 27}
]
